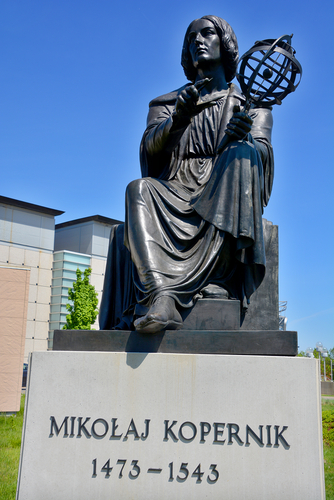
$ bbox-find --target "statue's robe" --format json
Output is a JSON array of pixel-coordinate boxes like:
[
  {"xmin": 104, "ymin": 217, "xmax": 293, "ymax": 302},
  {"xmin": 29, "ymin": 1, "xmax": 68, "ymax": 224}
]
[{"xmin": 99, "ymin": 83, "xmax": 274, "ymax": 330}]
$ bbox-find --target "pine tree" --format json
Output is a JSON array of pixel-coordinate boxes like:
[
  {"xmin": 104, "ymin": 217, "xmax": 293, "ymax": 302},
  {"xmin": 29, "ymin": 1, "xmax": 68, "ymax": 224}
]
[{"xmin": 62, "ymin": 268, "xmax": 98, "ymax": 330}]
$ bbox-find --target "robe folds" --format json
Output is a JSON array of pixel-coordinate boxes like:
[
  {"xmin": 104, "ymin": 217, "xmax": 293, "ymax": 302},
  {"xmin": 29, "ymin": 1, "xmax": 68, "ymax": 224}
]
[{"xmin": 99, "ymin": 83, "xmax": 274, "ymax": 330}]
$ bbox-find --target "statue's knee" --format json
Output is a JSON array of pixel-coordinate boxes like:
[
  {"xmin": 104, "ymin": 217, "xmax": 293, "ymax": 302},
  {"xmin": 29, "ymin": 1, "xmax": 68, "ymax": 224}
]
[
  {"xmin": 126, "ymin": 178, "xmax": 149, "ymax": 204},
  {"xmin": 127, "ymin": 178, "xmax": 145, "ymax": 196}
]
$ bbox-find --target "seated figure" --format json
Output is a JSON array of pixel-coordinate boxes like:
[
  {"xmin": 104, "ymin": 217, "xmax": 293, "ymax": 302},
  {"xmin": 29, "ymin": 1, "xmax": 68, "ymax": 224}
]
[{"xmin": 99, "ymin": 15, "xmax": 274, "ymax": 334}]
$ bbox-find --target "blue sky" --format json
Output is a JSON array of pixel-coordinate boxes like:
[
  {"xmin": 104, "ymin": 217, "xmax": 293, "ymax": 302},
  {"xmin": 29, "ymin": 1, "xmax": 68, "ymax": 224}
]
[{"xmin": 1, "ymin": 0, "xmax": 333, "ymax": 351}]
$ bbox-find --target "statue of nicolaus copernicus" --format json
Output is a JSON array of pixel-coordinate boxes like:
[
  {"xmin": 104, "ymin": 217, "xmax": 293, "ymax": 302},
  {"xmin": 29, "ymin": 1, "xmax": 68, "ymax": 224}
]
[{"xmin": 99, "ymin": 15, "xmax": 274, "ymax": 334}]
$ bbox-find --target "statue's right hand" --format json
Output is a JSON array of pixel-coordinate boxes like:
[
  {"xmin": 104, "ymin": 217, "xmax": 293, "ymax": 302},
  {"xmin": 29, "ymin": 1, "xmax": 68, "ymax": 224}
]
[
  {"xmin": 174, "ymin": 85, "xmax": 200, "ymax": 121},
  {"xmin": 174, "ymin": 78, "xmax": 212, "ymax": 122}
]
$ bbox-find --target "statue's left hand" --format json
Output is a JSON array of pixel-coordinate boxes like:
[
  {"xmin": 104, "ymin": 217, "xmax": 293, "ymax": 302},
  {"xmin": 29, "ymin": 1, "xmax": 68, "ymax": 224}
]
[{"xmin": 225, "ymin": 105, "xmax": 253, "ymax": 141}]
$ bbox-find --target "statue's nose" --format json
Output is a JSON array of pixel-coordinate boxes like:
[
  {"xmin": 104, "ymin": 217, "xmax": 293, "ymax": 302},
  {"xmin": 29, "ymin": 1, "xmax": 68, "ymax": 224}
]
[{"xmin": 195, "ymin": 33, "xmax": 204, "ymax": 45}]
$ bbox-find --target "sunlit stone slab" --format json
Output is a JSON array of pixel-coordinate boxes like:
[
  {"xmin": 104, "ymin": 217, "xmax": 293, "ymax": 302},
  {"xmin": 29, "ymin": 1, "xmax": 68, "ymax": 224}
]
[{"xmin": 17, "ymin": 351, "xmax": 325, "ymax": 500}]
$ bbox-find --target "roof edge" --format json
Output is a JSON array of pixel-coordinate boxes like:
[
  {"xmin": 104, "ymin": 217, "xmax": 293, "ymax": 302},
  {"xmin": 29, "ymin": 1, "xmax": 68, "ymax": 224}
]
[
  {"xmin": 0, "ymin": 196, "xmax": 64, "ymax": 216},
  {"xmin": 55, "ymin": 215, "xmax": 123, "ymax": 229}
]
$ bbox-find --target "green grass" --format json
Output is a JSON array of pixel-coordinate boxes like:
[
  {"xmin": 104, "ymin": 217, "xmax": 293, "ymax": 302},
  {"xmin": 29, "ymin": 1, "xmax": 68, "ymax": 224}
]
[
  {"xmin": 323, "ymin": 397, "xmax": 334, "ymax": 499},
  {"xmin": 325, "ymin": 444, "xmax": 334, "ymax": 500},
  {"xmin": 0, "ymin": 395, "xmax": 25, "ymax": 500},
  {"xmin": 0, "ymin": 395, "xmax": 333, "ymax": 499},
  {"xmin": 323, "ymin": 398, "xmax": 334, "ymax": 411}
]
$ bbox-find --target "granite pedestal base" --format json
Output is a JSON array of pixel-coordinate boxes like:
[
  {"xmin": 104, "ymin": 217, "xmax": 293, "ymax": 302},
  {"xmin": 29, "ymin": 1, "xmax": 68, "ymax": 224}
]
[{"xmin": 17, "ymin": 351, "xmax": 325, "ymax": 500}]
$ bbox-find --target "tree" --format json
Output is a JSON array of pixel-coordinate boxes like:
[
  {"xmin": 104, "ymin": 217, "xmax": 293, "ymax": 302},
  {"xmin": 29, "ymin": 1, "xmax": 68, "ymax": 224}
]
[
  {"xmin": 298, "ymin": 348, "xmax": 333, "ymax": 380},
  {"xmin": 62, "ymin": 268, "xmax": 98, "ymax": 330}
]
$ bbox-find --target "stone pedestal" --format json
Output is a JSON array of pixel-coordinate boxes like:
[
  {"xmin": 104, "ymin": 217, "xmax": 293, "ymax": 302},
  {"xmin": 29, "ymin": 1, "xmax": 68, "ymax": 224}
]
[
  {"xmin": 242, "ymin": 219, "xmax": 279, "ymax": 330},
  {"xmin": 17, "ymin": 351, "xmax": 325, "ymax": 500}
]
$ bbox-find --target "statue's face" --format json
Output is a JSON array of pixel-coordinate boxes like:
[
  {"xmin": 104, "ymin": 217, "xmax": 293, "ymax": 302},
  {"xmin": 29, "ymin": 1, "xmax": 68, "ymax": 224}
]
[{"xmin": 187, "ymin": 19, "xmax": 221, "ymax": 70}]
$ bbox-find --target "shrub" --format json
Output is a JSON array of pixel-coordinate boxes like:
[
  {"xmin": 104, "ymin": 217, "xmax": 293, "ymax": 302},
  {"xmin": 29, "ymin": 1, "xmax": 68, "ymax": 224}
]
[{"xmin": 323, "ymin": 409, "xmax": 334, "ymax": 446}]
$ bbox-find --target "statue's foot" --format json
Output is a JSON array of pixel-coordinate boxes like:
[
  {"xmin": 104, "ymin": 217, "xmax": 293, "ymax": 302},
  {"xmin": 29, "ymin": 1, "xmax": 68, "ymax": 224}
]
[
  {"xmin": 134, "ymin": 296, "xmax": 182, "ymax": 334},
  {"xmin": 200, "ymin": 284, "xmax": 229, "ymax": 299}
]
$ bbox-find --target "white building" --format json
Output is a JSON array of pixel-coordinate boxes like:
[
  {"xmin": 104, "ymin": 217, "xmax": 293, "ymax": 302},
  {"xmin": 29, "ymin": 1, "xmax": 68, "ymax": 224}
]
[
  {"xmin": 0, "ymin": 195, "xmax": 121, "ymax": 411},
  {"xmin": 49, "ymin": 215, "xmax": 121, "ymax": 347}
]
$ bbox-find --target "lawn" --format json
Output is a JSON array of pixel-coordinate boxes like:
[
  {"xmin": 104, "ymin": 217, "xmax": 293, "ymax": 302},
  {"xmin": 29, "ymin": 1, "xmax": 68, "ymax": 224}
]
[
  {"xmin": 0, "ymin": 395, "xmax": 25, "ymax": 500},
  {"xmin": 323, "ymin": 398, "xmax": 334, "ymax": 500},
  {"xmin": 1, "ymin": 395, "xmax": 333, "ymax": 499}
]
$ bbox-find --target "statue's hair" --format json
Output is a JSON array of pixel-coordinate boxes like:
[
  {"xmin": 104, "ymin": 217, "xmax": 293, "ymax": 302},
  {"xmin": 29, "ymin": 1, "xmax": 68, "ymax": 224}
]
[{"xmin": 181, "ymin": 15, "xmax": 239, "ymax": 83}]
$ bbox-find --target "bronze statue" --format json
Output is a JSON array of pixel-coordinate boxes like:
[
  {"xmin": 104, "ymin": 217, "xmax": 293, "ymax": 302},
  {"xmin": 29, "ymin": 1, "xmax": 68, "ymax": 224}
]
[{"xmin": 100, "ymin": 15, "xmax": 274, "ymax": 334}]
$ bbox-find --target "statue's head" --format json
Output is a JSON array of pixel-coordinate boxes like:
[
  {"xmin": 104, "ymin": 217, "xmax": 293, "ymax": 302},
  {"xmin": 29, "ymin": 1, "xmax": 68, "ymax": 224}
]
[{"xmin": 181, "ymin": 15, "xmax": 239, "ymax": 83}]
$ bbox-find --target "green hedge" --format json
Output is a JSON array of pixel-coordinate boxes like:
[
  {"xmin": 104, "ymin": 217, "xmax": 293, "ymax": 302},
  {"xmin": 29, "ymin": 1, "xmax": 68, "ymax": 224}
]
[{"xmin": 323, "ymin": 409, "xmax": 334, "ymax": 446}]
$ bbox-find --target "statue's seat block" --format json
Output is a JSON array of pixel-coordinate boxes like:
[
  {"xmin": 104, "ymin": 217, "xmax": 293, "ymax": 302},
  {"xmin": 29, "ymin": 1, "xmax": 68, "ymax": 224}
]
[{"xmin": 181, "ymin": 298, "xmax": 240, "ymax": 330}]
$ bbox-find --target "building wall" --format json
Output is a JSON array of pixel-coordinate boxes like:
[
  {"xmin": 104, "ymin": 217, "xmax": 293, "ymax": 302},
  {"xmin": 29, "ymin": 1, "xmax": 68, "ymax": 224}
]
[
  {"xmin": 48, "ymin": 252, "xmax": 107, "ymax": 344},
  {"xmin": 0, "ymin": 266, "xmax": 30, "ymax": 412},
  {"xmin": 90, "ymin": 224, "xmax": 113, "ymax": 329},
  {"xmin": 91, "ymin": 223, "xmax": 112, "ymax": 259},
  {"xmin": 54, "ymin": 220, "xmax": 112, "ymax": 258},
  {"xmin": 0, "ymin": 205, "xmax": 56, "ymax": 362},
  {"xmin": 49, "ymin": 251, "xmax": 91, "ymax": 346},
  {"xmin": 0, "ymin": 202, "xmax": 117, "ymax": 360},
  {"xmin": 54, "ymin": 224, "xmax": 93, "ymax": 255},
  {"xmin": 51, "ymin": 220, "xmax": 114, "ymax": 343},
  {"xmin": 90, "ymin": 256, "xmax": 107, "ymax": 329},
  {"xmin": 0, "ymin": 245, "xmax": 53, "ymax": 361},
  {"xmin": 0, "ymin": 204, "xmax": 55, "ymax": 251}
]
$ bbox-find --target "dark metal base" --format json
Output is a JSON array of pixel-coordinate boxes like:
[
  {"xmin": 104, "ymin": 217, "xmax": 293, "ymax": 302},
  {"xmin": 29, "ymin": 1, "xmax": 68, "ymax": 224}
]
[
  {"xmin": 53, "ymin": 329, "xmax": 297, "ymax": 356},
  {"xmin": 181, "ymin": 298, "xmax": 240, "ymax": 330}
]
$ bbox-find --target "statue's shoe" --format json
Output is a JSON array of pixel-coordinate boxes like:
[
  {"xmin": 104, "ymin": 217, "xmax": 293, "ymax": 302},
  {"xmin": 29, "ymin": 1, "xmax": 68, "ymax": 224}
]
[
  {"xmin": 134, "ymin": 296, "xmax": 183, "ymax": 334},
  {"xmin": 200, "ymin": 283, "xmax": 229, "ymax": 299}
]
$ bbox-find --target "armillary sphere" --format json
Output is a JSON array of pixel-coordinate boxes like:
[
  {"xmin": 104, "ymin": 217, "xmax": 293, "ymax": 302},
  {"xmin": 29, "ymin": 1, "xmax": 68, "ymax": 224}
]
[
  {"xmin": 236, "ymin": 34, "xmax": 302, "ymax": 111},
  {"xmin": 217, "ymin": 34, "xmax": 302, "ymax": 154}
]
